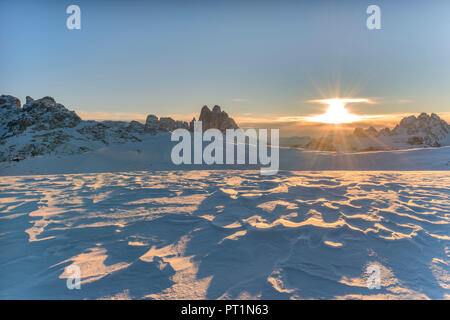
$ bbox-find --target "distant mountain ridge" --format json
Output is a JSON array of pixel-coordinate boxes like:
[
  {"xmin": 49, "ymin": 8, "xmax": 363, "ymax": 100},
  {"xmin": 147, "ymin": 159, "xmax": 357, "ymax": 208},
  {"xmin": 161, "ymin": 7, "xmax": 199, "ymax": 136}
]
[
  {"xmin": 2, "ymin": 94, "xmax": 449, "ymax": 162},
  {"xmin": 0, "ymin": 95, "xmax": 238, "ymax": 162},
  {"xmin": 300, "ymin": 113, "xmax": 450, "ymax": 152}
]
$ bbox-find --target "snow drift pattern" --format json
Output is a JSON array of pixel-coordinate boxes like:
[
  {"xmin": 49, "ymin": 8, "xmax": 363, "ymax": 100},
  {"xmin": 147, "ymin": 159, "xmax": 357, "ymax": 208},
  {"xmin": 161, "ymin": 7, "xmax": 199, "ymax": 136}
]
[{"xmin": 0, "ymin": 171, "xmax": 448, "ymax": 299}]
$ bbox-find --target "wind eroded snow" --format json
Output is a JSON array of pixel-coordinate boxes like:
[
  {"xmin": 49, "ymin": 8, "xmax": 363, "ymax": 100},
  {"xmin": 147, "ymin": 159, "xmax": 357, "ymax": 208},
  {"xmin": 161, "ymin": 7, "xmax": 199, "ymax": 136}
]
[{"xmin": 0, "ymin": 171, "xmax": 449, "ymax": 299}]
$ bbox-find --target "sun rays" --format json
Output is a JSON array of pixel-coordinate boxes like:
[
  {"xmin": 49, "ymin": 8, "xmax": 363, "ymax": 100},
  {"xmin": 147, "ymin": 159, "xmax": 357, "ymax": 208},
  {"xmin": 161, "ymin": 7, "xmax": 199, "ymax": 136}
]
[{"xmin": 306, "ymin": 98, "xmax": 374, "ymax": 124}]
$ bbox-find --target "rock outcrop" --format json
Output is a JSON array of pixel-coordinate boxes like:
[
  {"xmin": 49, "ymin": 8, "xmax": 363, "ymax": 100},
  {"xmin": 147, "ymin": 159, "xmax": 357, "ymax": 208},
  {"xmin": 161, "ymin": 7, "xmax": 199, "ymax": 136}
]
[
  {"xmin": 144, "ymin": 115, "xmax": 160, "ymax": 133},
  {"xmin": 143, "ymin": 104, "xmax": 238, "ymax": 134},
  {"xmin": 0, "ymin": 95, "xmax": 21, "ymax": 108},
  {"xmin": 1, "ymin": 95, "xmax": 82, "ymax": 139},
  {"xmin": 144, "ymin": 114, "xmax": 189, "ymax": 134},
  {"xmin": 0, "ymin": 95, "xmax": 143, "ymax": 162},
  {"xmin": 198, "ymin": 105, "xmax": 238, "ymax": 132},
  {"xmin": 0, "ymin": 95, "xmax": 22, "ymax": 138}
]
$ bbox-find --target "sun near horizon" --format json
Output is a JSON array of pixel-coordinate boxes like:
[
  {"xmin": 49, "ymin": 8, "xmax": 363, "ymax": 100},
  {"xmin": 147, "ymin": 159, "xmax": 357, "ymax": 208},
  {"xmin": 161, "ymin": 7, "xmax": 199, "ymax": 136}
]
[{"xmin": 305, "ymin": 98, "xmax": 374, "ymax": 124}]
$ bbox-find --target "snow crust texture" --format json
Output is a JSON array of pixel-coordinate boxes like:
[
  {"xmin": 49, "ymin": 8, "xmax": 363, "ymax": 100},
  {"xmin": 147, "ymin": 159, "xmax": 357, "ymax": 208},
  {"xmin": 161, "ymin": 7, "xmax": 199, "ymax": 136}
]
[{"xmin": 0, "ymin": 171, "xmax": 448, "ymax": 299}]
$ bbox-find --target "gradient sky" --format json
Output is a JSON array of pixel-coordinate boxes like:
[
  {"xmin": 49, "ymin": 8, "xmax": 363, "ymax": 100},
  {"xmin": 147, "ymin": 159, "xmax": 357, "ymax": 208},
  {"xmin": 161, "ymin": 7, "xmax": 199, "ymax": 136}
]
[{"xmin": 1, "ymin": 0, "xmax": 449, "ymax": 136}]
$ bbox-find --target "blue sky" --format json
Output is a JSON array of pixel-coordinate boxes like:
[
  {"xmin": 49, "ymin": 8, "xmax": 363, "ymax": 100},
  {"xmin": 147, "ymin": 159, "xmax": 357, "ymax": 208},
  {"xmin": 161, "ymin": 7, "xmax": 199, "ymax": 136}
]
[{"xmin": 1, "ymin": 0, "xmax": 449, "ymax": 134}]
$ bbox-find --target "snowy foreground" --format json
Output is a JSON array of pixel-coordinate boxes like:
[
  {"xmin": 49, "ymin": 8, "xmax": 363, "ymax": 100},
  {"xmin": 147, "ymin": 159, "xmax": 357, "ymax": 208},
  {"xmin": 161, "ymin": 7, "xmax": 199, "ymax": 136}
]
[{"xmin": 0, "ymin": 170, "xmax": 449, "ymax": 299}]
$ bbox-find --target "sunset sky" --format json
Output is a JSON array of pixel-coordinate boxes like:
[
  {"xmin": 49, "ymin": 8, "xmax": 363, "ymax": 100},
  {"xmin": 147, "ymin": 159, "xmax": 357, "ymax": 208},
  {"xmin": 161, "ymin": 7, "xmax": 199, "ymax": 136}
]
[{"xmin": 1, "ymin": 0, "xmax": 449, "ymax": 136}]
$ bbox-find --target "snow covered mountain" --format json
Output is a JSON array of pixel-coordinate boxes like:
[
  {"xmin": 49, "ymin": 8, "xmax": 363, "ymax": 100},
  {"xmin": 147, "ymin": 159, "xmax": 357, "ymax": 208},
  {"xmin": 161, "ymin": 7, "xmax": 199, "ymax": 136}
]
[
  {"xmin": 304, "ymin": 113, "xmax": 450, "ymax": 152},
  {"xmin": 0, "ymin": 95, "xmax": 238, "ymax": 162},
  {"xmin": 1, "ymin": 94, "xmax": 449, "ymax": 163},
  {"xmin": 0, "ymin": 95, "xmax": 144, "ymax": 162}
]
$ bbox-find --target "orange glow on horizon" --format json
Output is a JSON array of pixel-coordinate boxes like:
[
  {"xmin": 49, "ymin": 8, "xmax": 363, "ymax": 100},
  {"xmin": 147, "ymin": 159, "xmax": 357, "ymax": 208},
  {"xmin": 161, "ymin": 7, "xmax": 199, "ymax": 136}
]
[{"xmin": 306, "ymin": 98, "xmax": 373, "ymax": 124}]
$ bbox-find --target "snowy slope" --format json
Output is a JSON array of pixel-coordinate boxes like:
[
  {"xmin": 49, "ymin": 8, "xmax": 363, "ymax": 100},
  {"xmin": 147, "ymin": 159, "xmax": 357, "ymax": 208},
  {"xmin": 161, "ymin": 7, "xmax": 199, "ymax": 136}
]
[
  {"xmin": 1, "ymin": 133, "xmax": 449, "ymax": 176},
  {"xmin": 0, "ymin": 171, "xmax": 448, "ymax": 299}
]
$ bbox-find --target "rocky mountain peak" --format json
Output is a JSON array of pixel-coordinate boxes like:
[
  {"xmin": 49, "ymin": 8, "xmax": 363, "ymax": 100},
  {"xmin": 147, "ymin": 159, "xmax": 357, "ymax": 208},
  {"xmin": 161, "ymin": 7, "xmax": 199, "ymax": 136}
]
[
  {"xmin": 19, "ymin": 96, "xmax": 81, "ymax": 132},
  {"xmin": 0, "ymin": 95, "xmax": 83, "ymax": 139},
  {"xmin": 144, "ymin": 114, "xmax": 189, "ymax": 134},
  {"xmin": 305, "ymin": 112, "xmax": 450, "ymax": 152},
  {"xmin": 365, "ymin": 126, "xmax": 378, "ymax": 136},
  {"xmin": 392, "ymin": 112, "xmax": 449, "ymax": 139},
  {"xmin": 198, "ymin": 105, "xmax": 238, "ymax": 131},
  {"xmin": 0, "ymin": 95, "xmax": 21, "ymax": 108},
  {"xmin": 0, "ymin": 95, "xmax": 22, "ymax": 138}
]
